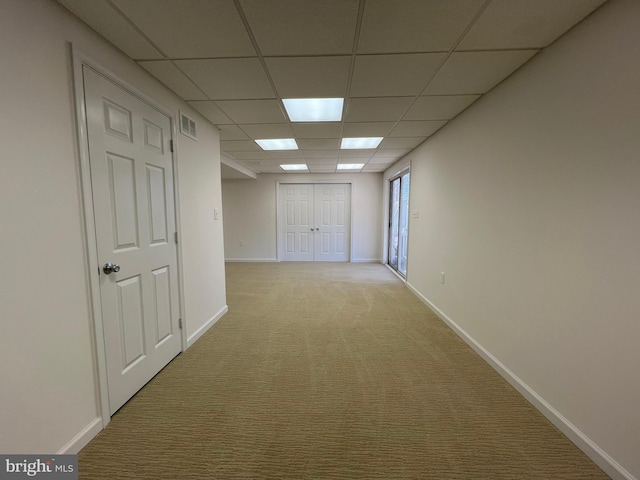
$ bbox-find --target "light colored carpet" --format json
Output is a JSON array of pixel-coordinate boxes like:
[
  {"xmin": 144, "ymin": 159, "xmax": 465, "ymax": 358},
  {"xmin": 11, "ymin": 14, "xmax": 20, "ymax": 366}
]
[{"xmin": 79, "ymin": 262, "xmax": 609, "ymax": 479}]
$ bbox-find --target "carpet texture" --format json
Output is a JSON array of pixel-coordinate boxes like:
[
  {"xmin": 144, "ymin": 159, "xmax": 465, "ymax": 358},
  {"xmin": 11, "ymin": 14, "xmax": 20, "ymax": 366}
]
[{"xmin": 79, "ymin": 262, "xmax": 609, "ymax": 479}]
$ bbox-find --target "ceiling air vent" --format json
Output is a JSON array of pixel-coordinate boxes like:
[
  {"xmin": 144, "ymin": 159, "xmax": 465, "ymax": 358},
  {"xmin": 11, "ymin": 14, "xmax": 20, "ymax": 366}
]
[{"xmin": 179, "ymin": 111, "xmax": 197, "ymax": 141}]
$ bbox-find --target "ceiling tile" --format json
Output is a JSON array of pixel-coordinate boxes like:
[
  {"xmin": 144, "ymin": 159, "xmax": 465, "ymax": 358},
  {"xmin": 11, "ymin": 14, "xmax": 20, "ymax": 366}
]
[
  {"xmin": 111, "ymin": 0, "xmax": 255, "ymax": 58},
  {"xmin": 362, "ymin": 163, "xmax": 390, "ymax": 172},
  {"xmin": 371, "ymin": 149, "xmax": 411, "ymax": 159},
  {"xmin": 358, "ymin": 0, "xmax": 486, "ymax": 53},
  {"xmin": 338, "ymin": 150, "xmax": 376, "ymax": 159},
  {"xmin": 306, "ymin": 158, "xmax": 339, "ymax": 165},
  {"xmin": 139, "ymin": 61, "xmax": 207, "ymax": 100},
  {"xmin": 405, "ymin": 95, "xmax": 480, "ymax": 120},
  {"xmin": 265, "ymin": 56, "xmax": 351, "ymax": 98},
  {"xmin": 267, "ymin": 151, "xmax": 305, "ymax": 160},
  {"xmin": 188, "ymin": 101, "xmax": 233, "ymax": 125},
  {"xmin": 341, "ymin": 122, "xmax": 395, "ymax": 137},
  {"xmin": 218, "ymin": 126, "xmax": 249, "ymax": 141},
  {"xmin": 458, "ymin": 0, "xmax": 606, "ymax": 50},
  {"xmin": 369, "ymin": 157, "xmax": 400, "ymax": 164},
  {"xmin": 239, "ymin": 0, "xmax": 359, "ymax": 55},
  {"xmin": 232, "ymin": 151, "xmax": 271, "ymax": 160},
  {"xmin": 297, "ymin": 139, "xmax": 342, "ymax": 150},
  {"xmin": 350, "ymin": 53, "xmax": 446, "ymax": 97},
  {"xmin": 267, "ymin": 158, "xmax": 305, "ymax": 165},
  {"xmin": 345, "ymin": 97, "xmax": 414, "ymax": 122},
  {"xmin": 240, "ymin": 124, "xmax": 294, "ymax": 139},
  {"xmin": 175, "ymin": 58, "xmax": 274, "ymax": 100},
  {"xmin": 338, "ymin": 157, "xmax": 374, "ymax": 164},
  {"xmin": 215, "ymin": 100, "xmax": 286, "ymax": 124},
  {"xmin": 61, "ymin": 0, "xmax": 603, "ymax": 178},
  {"xmin": 292, "ymin": 123, "xmax": 343, "ymax": 139},
  {"xmin": 58, "ymin": 0, "xmax": 164, "ymax": 59},
  {"xmin": 220, "ymin": 140, "xmax": 260, "ymax": 152},
  {"xmin": 380, "ymin": 137, "xmax": 427, "ymax": 149},
  {"xmin": 390, "ymin": 121, "xmax": 447, "ymax": 137},
  {"xmin": 424, "ymin": 50, "xmax": 538, "ymax": 95},
  {"xmin": 303, "ymin": 150, "xmax": 339, "ymax": 159}
]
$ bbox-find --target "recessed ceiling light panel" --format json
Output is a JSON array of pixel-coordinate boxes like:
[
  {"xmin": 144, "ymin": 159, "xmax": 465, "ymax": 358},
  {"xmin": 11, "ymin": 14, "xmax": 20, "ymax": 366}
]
[
  {"xmin": 283, "ymin": 98, "xmax": 344, "ymax": 122},
  {"xmin": 255, "ymin": 138, "xmax": 298, "ymax": 150},
  {"xmin": 280, "ymin": 164, "xmax": 308, "ymax": 171},
  {"xmin": 340, "ymin": 137, "xmax": 383, "ymax": 149},
  {"xmin": 337, "ymin": 163, "xmax": 365, "ymax": 170}
]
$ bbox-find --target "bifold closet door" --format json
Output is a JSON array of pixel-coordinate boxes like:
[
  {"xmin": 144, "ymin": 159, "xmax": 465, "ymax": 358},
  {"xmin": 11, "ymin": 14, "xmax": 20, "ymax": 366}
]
[{"xmin": 280, "ymin": 184, "xmax": 351, "ymax": 262}]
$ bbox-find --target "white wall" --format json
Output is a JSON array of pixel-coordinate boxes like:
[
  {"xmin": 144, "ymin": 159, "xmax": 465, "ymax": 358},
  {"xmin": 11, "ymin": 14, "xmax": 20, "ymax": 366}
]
[
  {"xmin": 0, "ymin": 0, "xmax": 226, "ymax": 454},
  {"xmin": 389, "ymin": 0, "xmax": 639, "ymax": 478},
  {"xmin": 222, "ymin": 173, "xmax": 383, "ymax": 262},
  {"xmin": 177, "ymin": 134, "xmax": 228, "ymax": 345}
]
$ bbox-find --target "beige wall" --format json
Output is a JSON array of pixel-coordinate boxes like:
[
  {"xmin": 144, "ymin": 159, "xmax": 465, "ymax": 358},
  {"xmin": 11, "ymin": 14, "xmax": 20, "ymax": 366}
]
[
  {"xmin": 0, "ymin": 0, "xmax": 226, "ymax": 453},
  {"xmin": 222, "ymin": 173, "xmax": 383, "ymax": 262},
  {"xmin": 388, "ymin": 0, "xmax": 639, "ymax": 478}
]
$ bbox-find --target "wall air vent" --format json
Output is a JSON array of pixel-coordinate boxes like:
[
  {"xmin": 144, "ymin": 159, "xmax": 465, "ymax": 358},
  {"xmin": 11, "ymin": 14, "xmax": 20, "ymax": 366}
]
[{"xmin": 179, "ymin": 111, "xmax": 197, "ymax": 141}]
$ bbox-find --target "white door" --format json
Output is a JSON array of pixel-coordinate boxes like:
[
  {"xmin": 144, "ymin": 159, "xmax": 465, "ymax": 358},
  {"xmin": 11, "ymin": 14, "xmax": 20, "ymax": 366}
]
[
  {"xmin": 280, "ymin": 184, "xmax": 315, "ymax": 261},
  {"xmin": 84, "ymin": 67, "xmax": 182, "ymax": 414},
  {"xmin": 313, "ymin": 184, "xmax": 350, "ymax": 261},
  {"xmin": 280, "ymin": 184, "xmax": 351, "ymax": 262}
]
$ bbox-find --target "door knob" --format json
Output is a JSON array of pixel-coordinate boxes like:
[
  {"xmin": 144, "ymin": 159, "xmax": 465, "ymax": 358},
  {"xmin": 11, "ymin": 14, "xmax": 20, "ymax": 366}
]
[{"xmin": 103, "ymin": 262, "xmax": 120, "ymax": 274}]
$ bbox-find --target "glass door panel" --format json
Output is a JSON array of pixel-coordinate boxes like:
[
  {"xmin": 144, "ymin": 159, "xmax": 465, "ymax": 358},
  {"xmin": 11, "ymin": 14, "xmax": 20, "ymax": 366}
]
[
  {"xmin": 388, "ymin": 177, "xmax": 400, "ymax": 270},
  {"xmin": 398, "ymin": 172, "xmax": 410, "ymax": 276},
  {"xmin": 388, "ymin": 172, "xmax": 410, "ymax": 276}
]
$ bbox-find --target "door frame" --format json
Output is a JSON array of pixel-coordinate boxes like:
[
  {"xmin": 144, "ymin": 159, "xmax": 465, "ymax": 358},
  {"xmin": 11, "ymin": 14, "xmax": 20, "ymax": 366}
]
[
  {"xmin": 71, "ymin": 47, "xmax": 187, "ymax": 427},
  {"xmin": 276, "ymin": 181, "xmax": 354, "ymax": 262},
  {"xmin": 387, "ymin": 169, "xmax": 411, "ymax": 277}
]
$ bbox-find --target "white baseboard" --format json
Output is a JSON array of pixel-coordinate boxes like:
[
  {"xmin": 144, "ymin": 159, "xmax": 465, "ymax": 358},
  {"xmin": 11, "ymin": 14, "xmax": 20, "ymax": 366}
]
[
  {"xmin": 225, "ymin": 258, "xmax": 278, "ymax": 262},
  {"xmin": 225, "ymin": 258, "xmax": 382, "ymax": 263},
  {"xmin": 187, "ymin": 305, "xmax": 229, "ymax": 348},
  {"xmin": 405, "ymin": 281, "xmax": 636, "ymax": 480},
  {"xmin": 58, "ymin": 417, "xmax": 102, "ymax": 454},
  {"xmin": 385, "ymin": 264, "xmax": 406, "ymax": 282}
]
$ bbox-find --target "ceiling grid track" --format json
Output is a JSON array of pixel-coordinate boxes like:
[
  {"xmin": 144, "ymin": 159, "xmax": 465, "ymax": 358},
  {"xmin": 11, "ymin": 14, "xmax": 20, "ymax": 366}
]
[{"xmin": 59, "ymin": 0, "xmax": 609, "ymax": 175}]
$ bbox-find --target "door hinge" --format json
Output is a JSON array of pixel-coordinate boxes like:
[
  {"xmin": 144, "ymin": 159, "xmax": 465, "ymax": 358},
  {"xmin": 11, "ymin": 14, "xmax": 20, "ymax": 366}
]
[
  {"xmin": 178, "ymin": 318, "xmax": 183, "ymax": 329},
  {"xmin": 170, "ymin": 139, "xmax": 174, "ymax": 153},
  {"xmin": 174, "ymin": 232, "xmax": 178, "ymax": 244}
]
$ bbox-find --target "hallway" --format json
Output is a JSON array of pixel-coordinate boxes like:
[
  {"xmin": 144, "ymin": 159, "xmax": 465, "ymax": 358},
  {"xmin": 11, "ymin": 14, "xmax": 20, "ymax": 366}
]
[{"xmin": 79, "ymin": 263, "xmax": 607, "ymax": 479}]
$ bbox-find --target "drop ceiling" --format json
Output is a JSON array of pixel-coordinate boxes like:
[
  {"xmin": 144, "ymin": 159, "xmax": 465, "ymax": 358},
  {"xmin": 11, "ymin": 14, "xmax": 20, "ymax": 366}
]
[{"xmin": 58, "ymin": 0, "xmax": 606, "ymax": 177}]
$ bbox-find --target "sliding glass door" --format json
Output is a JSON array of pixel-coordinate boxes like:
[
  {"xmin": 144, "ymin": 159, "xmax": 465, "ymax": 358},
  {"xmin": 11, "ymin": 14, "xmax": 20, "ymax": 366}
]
[{"xmin": 388, "ymin": 171, "xmax": 410, "ymax": 276}]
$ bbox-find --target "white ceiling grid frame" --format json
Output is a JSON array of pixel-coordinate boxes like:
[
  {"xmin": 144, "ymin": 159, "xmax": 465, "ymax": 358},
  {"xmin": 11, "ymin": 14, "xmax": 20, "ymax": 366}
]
[
  {"xmin": 174, "ymin": 58, "xmax": 276, "ymax": 100},
  {"xmin": 57, "ymin": 0, "xmax": 608, "ymax": 175},
  {"xmin": 111, "ymin": 0, "xmax": 256, "ymax": 58}
]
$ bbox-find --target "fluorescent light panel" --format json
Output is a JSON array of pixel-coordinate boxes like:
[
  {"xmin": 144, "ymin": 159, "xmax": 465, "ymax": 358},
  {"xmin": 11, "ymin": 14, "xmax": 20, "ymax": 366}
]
[
  {"xmin": 283, "ymin": 98, "xmax": 344, "ymax": 122},
  {"xmin": 337, "ymin": 163, "xmax": 365, "ymax": 170},
  {"xmin": 280, "ymin": 164, "xmax": 308, "ymax": 171},
  {"xmin": 340, "ymin": 137, "xmax": 384, "ymax": 149},
  {"xmin": 255, "ymin": 138, "xmax": 298, "ymax": 150}
]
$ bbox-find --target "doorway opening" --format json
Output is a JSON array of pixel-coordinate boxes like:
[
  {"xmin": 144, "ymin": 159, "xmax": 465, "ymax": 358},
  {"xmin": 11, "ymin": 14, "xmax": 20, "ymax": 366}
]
[{"xmin": 388, "ymin": 171, "xmax": 410, "ymax": 276}]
